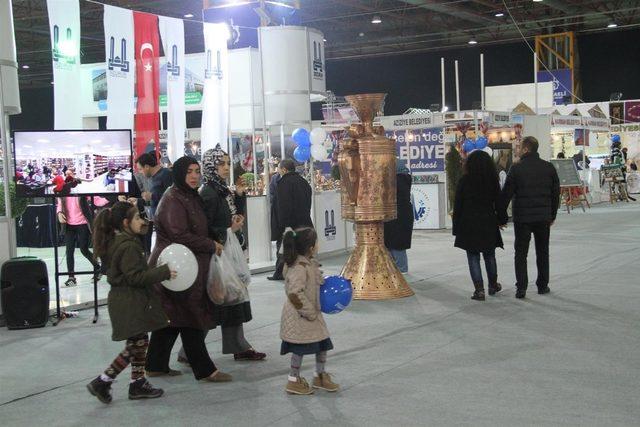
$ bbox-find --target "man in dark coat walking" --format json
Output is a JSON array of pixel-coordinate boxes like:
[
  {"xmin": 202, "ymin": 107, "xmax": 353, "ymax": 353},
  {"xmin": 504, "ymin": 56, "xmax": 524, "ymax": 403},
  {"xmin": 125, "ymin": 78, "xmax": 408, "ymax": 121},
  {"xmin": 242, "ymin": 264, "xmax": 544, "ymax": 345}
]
[
  {"xmin": 268, "ymin": 159, "xmax": 313, "ymax": 280},
  {"xmin": 499, "ymin": 136, "xmax": 560, "ymax": 299}
]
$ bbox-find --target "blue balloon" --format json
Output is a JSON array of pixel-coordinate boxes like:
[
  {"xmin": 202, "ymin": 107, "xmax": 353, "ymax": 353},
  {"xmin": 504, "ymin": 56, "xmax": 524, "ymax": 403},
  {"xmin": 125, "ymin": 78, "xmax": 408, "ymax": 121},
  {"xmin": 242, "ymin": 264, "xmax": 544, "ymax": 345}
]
[
  {"xmin": 475, "ymin": 136, "xmax": 488, "ymax": 150},
  {"xmin": 293, "ymin": 146, "xmax": 310, "ymax": 162},
  {"xmin": 320, "ymin": 276, "xmax": 353, "ymax": 314},
  {"xmin": 463, "ymin": 139, "xmax": 476, "ymax": 153},
  {"xmin": 292, "ymin": 128, "xmax": 311, "ymax": 147},
  {"xmin": 611, "ymin": 134, "xmax": 621, "ymax": 143}
]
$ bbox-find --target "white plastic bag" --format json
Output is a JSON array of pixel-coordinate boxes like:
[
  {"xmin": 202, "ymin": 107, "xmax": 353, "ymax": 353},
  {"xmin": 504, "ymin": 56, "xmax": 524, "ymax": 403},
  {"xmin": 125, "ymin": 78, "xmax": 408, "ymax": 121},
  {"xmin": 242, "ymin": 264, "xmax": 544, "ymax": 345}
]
[
  {"xmin": 206, "ymin": 229, "xmax": 251, "ymax": 305},
  {"xmin": 224, "ymin": 228, "xmax": 251, "ymax": 287}
]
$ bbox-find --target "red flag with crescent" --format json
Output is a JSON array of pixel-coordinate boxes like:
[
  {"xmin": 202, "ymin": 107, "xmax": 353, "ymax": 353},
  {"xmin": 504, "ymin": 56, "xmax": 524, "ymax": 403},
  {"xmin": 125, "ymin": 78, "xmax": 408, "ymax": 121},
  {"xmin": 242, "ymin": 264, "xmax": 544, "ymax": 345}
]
[{"xmin": 133, "ymin": 11, "xmax": 160, "ymax": 160}]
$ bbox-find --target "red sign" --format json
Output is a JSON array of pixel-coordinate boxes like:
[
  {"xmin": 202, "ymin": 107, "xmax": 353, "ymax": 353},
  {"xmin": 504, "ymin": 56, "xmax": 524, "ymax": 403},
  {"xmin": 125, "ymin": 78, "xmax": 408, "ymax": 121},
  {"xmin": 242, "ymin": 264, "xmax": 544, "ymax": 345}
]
[{"xmin": 134, "ymin": 11, "xmax": 160, "ymax": 160}]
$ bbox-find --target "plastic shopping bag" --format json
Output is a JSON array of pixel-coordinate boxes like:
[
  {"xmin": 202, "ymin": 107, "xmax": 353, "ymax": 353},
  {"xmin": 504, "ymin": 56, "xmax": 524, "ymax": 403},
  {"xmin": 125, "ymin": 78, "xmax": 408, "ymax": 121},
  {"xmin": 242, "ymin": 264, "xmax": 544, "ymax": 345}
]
[
  {"xmin": 207, "ymin": 251, "xmax": 249, "ymax": 306},
  {"xmin": 224, "ymin": 228, "xmax": 251, "ymax": 287}
]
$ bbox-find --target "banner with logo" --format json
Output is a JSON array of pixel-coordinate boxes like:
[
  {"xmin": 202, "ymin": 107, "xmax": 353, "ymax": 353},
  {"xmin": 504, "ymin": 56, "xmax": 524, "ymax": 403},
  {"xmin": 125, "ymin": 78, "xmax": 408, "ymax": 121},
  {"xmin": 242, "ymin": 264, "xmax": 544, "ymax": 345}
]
[
  {"xmin": 47, "ymin": 0, "xmax": 82, "ymax": 129},
  {"xmin": 201, "ymin": 23, "xmax": 229, "ymax": 152},
  {"xmin": 411, "ymin": 184, "xmax": 442, "ymax": 229},
  {"xmin": 103, "ymin": 5, "xmax": 134, "ymax": 131},
  {"xmin": 159, "ymin": 16, "xmax": 186, "ymax": 162},
  {"xmin": 308, "ymin": 30, "xmax": 326, "ymax": 96},
  {"xmin": 537, "ymin": 69, "xmax": 573, "ymax": 105},
  {"xmin": 313, "ymin": 191, "xmax": 345, "ymax": 253},
  {"xmin": 385, "ymin": 128, "xmax": 446, "ymax": 173},
  {"xmin": 133, "ymin": 11, "xmax": 160, "ymax": 159}
]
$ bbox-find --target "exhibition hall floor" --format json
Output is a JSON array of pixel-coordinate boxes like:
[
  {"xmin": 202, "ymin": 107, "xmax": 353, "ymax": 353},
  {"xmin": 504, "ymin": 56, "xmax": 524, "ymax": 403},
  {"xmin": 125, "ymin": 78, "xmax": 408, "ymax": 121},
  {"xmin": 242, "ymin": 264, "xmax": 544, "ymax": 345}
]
[{"xmin": 1, "ymin": 202, "xmax": 639, "ymax": 426}]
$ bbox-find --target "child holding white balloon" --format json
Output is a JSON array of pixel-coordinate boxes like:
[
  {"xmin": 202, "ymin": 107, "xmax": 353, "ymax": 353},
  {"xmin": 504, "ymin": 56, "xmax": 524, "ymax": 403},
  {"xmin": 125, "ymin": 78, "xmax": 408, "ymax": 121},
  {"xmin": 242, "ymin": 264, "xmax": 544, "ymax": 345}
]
[
  {"xmin": 280, "ymin": 227, "xmax": 339, "ymax": 395},
  {"xmin": 86, "ymin": 202, "xmax": 176, "ymax": 404}
]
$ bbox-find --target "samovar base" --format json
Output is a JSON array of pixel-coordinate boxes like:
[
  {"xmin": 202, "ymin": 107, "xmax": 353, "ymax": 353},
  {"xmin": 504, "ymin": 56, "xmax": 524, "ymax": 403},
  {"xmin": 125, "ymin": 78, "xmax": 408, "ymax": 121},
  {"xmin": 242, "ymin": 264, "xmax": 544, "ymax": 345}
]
[{"xmin": 341, "ymin": 222, "xmax": 414, "ymax": 300}]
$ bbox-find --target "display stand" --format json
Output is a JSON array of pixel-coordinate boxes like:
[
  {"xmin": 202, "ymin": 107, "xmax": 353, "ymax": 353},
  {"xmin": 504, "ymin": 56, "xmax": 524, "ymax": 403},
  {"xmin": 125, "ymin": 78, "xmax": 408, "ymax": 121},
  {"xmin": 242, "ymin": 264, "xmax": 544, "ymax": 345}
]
[
  {"xmin": 560, "ymin": 187, "xmax": 588, "ymax": 213},
  {"xmin": 602, "ymin": 165, "xmax": 629, "ymax": 204},
  {"xmin": 51, "ymin": 196, "xmax": 99, "ymax": 326}
]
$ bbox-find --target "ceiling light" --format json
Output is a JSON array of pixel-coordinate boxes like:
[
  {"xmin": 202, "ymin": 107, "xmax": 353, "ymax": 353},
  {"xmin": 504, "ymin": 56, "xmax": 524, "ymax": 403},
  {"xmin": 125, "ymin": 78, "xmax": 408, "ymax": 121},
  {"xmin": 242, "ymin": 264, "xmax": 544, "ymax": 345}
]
[
  {"xmin": 21, "ymin": 65, "xmax": 30, "ymax": 69},
  {"xmin": 371, "ymin": 15, "xmax": 381, "ymax": 24},
  {"xmin": 183, "ymin": 13, "xmax": 194, "ymax": 18},
  {"xmin": 533, "ymin": 0, "xmax": 543, "ymax": 2},
  {"xmin": 468, "ymin": 39, "xmax": 478, "ymax": 45},
  {"xmin": 607, "ymin": 23, "xmax": 618, "ymax": 28},
  {"xmin": 359, "ymin": 32, "xmax": 365, "ymax": 37},
  {"xmin": 323, "ymin": 38, "xmax": 327, "ymax": 42},
  {"xmin": 495, "ymin": 12, "xmax": 504, "ymax": 17}
]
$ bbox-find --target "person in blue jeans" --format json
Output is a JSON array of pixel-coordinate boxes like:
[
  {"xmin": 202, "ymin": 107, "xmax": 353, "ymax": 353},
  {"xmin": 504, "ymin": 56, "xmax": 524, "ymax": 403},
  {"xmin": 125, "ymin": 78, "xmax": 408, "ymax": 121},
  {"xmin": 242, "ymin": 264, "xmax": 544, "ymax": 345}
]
[{"xmin": 452, "ymin": 150, "xmax": 504, "ymax": 300}]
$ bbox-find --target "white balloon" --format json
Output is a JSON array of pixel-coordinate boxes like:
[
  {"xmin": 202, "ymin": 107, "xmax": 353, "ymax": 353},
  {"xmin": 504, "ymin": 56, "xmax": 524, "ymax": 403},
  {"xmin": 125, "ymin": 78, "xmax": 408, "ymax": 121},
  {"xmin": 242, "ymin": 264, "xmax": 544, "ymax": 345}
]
[
  {"xmin": 310, "ymin": 127, "xmax": 327, "ymax": 146},
  {"xmin": 482, "ymin": 146, "xmax": 493, "ymax": 156},
  {"xmin": 158, "ymin": 243, "xmax": 198, "ymax": 292},
  {"xmin": 311, "ymin": 143, "xmax": 328, "ymax": 160}
]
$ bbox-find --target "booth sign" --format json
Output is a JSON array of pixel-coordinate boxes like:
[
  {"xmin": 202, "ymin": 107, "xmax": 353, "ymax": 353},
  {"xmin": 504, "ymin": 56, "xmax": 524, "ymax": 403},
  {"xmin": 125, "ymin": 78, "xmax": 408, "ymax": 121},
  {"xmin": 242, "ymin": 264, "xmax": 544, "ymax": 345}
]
[{"xmin": 385, "ymin": 128, "xmax": 445, "ymax": 173}]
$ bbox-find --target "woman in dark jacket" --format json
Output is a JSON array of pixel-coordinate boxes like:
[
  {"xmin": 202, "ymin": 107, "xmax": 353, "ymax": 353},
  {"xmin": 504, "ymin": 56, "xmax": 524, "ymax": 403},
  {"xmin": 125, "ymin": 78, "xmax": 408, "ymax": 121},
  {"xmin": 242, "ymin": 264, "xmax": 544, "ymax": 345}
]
[
  {"xmin": 384, "ymin": 161, "xmax": 414, "ymax": 273},
  {"xmin": 453, "ymin": 150, "xmax": 504, "ymax": 301},
  {"xmin": 145, "ymin": 156, "xmax": 232, "ymax": 382},
  {"xmin": 190, "ymin": 145, "xmax": 266, "ymax": 361}
]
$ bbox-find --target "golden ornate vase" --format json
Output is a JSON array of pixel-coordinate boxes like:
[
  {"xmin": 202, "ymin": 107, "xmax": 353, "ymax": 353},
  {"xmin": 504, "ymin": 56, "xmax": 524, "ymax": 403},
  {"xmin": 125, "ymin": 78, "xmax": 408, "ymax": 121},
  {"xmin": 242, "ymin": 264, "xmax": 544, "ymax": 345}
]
[{"xmin": 338, "ymin": 93, "xmax": 414, "ymax": 300}]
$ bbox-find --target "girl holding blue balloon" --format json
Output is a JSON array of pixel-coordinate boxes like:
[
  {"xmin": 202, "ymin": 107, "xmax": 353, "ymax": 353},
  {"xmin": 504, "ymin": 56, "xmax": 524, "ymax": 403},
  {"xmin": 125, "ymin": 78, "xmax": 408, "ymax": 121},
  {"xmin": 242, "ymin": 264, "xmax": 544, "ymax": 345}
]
[{"xmin": 280, "ymin": 227, "xmax": 339, "ymax": 395}]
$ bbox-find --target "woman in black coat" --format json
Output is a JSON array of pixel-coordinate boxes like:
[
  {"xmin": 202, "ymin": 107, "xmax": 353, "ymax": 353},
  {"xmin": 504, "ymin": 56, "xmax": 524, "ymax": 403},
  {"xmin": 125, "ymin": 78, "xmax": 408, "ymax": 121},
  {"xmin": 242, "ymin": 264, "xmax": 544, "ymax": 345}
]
[
  {"xmin": 452, "ymin": 150, "xmax": 504, "ymax": 301},
  {"xmin": 177, "ymin": 145, "xmax": 266, "ymax": 362},
  {"xmin": 384, "ymin": 162, "xmax": 414, "ymax": 273}
]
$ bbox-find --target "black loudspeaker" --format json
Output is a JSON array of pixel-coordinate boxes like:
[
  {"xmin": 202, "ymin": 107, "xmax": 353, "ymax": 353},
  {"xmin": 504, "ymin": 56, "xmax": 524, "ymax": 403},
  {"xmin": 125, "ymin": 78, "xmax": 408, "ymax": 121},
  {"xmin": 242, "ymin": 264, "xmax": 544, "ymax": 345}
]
[{"xmin": 1, "ymin": 257, "xmax": 49, "ymax": 329}]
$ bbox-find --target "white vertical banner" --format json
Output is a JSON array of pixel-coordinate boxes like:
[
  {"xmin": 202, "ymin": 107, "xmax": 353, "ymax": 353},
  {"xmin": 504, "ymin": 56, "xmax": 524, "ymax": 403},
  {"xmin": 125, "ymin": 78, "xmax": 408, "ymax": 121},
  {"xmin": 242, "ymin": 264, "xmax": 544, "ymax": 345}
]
[
  {"xmin": 103, "ymin": 5, "xmax": 134, "ymax": 131},
  {"xmin": 308, "ymin": 30, "xmax": 326, "ymax": 96},
  {"xmin": 47, "ymin": 0, "xmax": 82, "ymax": 129},
  {"xmin": 159, "ymin": 16, "xmax": 186, "ymax": 162},
  {"xmin": 201, "ymin": 23, "xmax": 229, "ymax": 153}
]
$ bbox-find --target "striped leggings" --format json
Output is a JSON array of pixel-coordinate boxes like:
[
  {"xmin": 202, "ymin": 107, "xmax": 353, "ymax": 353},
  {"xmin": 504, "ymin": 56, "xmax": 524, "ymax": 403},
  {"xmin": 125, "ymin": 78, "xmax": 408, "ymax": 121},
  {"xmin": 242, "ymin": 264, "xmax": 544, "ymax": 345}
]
[{"xmin": 103, "ymin": 333, "xmax": 148, "ymax": 381}]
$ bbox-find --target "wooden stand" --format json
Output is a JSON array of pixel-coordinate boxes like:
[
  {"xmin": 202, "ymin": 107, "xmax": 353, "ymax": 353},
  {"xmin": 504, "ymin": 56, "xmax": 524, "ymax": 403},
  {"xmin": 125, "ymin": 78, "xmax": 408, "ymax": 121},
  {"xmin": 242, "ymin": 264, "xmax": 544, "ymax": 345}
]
[{"xmin": 560, "ymin": 186, "xmax": 590, "ymax": 213}]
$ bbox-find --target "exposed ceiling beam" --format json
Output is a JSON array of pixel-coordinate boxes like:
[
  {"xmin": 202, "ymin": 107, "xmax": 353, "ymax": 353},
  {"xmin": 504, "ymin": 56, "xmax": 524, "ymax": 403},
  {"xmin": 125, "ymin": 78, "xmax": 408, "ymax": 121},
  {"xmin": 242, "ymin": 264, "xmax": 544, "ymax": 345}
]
[{"xmin": 399, "ymin": 0, "xmax": 498, "ymax": 25}]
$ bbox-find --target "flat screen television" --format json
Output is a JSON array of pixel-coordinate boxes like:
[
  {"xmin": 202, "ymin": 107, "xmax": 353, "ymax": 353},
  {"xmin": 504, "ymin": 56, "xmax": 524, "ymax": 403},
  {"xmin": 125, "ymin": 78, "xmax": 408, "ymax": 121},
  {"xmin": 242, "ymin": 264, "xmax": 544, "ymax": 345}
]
[{"xmin": 13, "ymin": 129, "xmax": 133, "ymax": 198}]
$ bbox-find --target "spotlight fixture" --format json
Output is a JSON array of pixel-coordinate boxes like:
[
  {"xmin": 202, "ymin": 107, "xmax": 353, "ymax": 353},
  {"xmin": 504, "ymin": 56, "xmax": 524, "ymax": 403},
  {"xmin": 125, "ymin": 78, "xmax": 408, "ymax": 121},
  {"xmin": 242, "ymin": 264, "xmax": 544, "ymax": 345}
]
[
  {"xmin": 359, "ymin": 32, "xmax": 365, "ymax": 37},
  {"xmin": 607, "ymin": 23, "xmax": 618, "ymax": 28},
  {"xmin": 468, "ymin": 39, "xmax": 478, "ymax": 45},
  {"xmin": 183, "ymin": 13, "xmax": 194, "ymax": 18},
  {"xmin": 21, "ymin": 65, "xmax": 29, "ymax": 69},
  {"xmin": 323, "ymin": 38, "xmax": 327, "ymax": 42},
  {"xmin": 371, "ymin": 15, "xmax": 381, "ymax": 24},
  {"xmin": 495, "ymin": 12, "xmax": 504, "ymax": 17}
]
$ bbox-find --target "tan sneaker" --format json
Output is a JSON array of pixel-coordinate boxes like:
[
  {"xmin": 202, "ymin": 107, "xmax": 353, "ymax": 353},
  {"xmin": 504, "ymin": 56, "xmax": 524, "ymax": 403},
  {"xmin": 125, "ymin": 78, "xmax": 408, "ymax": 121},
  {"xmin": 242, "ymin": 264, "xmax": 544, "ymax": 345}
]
[
  {"xmin": 312, "ymin": 373, "xmax": 339, "ymax": 392},
  {"xmin": 204, "ymin": 370, "xmax": 233, "ymax": 383},
  {"xmin": 285, "ymin": 376, "xmax": 314, "ymax": 395}
]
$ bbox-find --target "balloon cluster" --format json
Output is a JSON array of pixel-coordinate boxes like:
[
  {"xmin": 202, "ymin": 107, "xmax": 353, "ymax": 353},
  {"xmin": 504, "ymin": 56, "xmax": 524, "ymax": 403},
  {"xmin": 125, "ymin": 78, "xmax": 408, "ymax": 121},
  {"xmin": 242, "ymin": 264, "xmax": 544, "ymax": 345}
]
[
  {"xmin": 292, "ymin": 127, "xmax": 328, "ymax": 162},
  {"xmin": 462, "ymin": 136, "xmax": 492, "ymax": 155}
]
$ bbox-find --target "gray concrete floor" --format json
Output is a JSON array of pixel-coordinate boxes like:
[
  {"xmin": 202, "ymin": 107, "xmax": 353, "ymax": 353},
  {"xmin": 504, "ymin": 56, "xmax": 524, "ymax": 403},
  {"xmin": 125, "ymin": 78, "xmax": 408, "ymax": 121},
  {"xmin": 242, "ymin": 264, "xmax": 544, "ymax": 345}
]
[{"xmin": 1, "ymin": 202, "xmax": 639, "ymax": 426}]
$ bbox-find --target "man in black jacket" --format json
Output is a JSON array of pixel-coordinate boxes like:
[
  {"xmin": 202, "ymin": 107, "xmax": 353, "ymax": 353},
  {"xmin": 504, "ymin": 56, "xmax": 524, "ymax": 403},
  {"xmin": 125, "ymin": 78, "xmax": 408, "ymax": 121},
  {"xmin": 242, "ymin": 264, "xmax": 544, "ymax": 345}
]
[
  {"xmin": 268, "ymin": 159, "xmax": 313, "ymax": 280},
  {"xmin": 499, "ymin": 136, "xmax": 560, "ymax": 299}
]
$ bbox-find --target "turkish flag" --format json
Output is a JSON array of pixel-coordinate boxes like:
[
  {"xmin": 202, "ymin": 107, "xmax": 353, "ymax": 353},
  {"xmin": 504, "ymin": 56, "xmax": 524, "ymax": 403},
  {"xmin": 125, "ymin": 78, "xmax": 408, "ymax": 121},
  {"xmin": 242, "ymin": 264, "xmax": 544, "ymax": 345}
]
[{"xmin": 133, "ymin": 11, "xmax": 160, "ymax": 160}]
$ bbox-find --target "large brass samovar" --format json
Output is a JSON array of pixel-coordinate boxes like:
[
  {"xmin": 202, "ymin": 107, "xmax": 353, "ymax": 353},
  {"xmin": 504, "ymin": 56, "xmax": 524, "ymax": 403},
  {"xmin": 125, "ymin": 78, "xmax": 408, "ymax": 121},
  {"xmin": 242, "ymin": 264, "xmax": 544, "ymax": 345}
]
[{"xmin": 338, "ymin": 93, "xmax": 414, "ymax": 300}]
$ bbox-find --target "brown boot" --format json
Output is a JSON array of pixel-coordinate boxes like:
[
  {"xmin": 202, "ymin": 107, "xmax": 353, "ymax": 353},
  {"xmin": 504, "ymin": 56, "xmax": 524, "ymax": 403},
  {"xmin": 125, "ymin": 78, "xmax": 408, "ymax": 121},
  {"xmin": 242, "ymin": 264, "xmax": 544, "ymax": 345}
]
[
  {"xmin": 312, "ymin": 372, "xmax": 340, "ymax": 392},
  {"xmin": 285, "ymin": 376, "xmax": 314, "ymax": 395},
  {"xmin": 471, "ymin": 282, "xmax": 485, "ymax": 301},
  {"xmin": 488, "ymin": 282, "xmax": 502, "ymax": 296}
]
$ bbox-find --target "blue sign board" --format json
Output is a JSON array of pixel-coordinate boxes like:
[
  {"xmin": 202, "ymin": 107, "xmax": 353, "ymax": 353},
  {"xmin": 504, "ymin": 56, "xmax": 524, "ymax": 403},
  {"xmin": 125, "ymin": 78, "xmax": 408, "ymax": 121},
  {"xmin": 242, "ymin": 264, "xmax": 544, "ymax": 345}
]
[
  {"xmin": 537, "ymin": 69, "xmax": 573, "ymax": 105},
  {"xmin": 385, "ymin": 128, "xmax": 445, "ymax": 173}
]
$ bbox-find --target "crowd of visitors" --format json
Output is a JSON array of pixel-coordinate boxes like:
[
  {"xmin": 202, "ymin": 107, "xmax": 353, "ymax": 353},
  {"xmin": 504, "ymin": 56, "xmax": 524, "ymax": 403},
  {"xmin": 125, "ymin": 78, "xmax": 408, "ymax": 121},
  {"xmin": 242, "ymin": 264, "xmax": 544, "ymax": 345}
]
[{"xmin": 83, "ymin": 134, "xmax": 571, "ymax": 404}]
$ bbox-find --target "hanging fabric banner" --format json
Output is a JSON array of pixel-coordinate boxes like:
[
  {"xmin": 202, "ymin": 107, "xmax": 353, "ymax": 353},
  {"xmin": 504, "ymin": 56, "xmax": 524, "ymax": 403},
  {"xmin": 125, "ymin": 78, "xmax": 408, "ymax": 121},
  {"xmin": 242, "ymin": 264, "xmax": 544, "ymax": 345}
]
[
  {"xmin": 201, "ymin": 23, "xmax": 229, "ymax": 153},
  {"xmin": 159, "ymin": 16, "xmax": 186, "ymax": 162},
  {"xmin": 103, "ymin": 5, "xmax": 134, "ymax": 132},
  {"xmin": 47, "ymin": 0, "xmax": 82, "ymax": 129},
  {"xmin": 133, "ymin": 11, "xmax": 160, "ymax": 160}
]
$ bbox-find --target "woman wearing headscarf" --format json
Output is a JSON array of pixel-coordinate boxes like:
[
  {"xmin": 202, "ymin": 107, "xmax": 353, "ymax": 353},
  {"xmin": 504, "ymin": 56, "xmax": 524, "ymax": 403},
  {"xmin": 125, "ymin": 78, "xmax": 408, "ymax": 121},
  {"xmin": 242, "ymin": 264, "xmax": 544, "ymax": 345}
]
[
  {"xmin": 177, "ymin": 145, "xmax": 265, "ymax": 363},
  {"xmin": 145, "ymin": 156, "xmax": 232, "ymax": 382}
]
